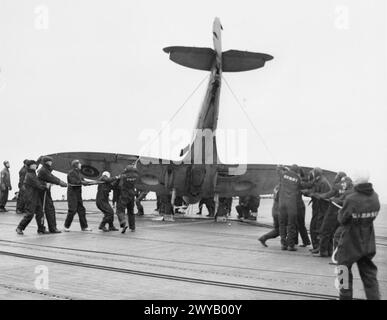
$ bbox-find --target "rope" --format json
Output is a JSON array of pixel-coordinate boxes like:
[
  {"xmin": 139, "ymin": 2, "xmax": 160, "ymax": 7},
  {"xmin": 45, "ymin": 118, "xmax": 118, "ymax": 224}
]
[
  {"xmin": 141, "ymin": 73, "xmax": 210, "ymax": 155},
  {"xmin": 323, "ymin": 198, "xmax": 343, "ymax": 209},
  {"xmin": 222, "ymin": 75, "xmax": 276, "ymax": 163}
]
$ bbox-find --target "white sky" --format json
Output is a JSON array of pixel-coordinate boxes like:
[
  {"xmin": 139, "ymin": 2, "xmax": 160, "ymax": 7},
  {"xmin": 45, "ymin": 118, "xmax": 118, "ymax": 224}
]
[{"xmin": 0, "ymin": 0, "xmax": 386, "ymax": 201}]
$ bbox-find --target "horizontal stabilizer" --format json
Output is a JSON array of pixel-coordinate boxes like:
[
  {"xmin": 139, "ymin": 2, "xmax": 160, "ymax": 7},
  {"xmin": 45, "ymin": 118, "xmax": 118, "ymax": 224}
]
[
  {"xmin": 163, "ymin": 46, "xmax": 215, "ymax": 71},
  {"xmin": 222, "ymin": 50, "xmax": 273, "ymax": 72},
  {"xmin": 163, "ymin": 47, "xmax": 273, "ymax": 72}
]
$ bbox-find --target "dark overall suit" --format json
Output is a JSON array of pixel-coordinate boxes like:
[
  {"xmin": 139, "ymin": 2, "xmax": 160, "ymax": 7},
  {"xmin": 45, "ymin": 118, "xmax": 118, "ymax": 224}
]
[
  {"xmin": 116, "ymin": 175, "xmax": 137, "ymax": 230},
  {"xmin": 260, "ymin": 186, "xmax": 280, "ymax": 242},
  {"xmin": 135, "ymin": 190, "xmax": 148, "ymax": 215},
  {"xmin": 296, "ymin": 192, "xmax": 311, "ymax": 246},
  {"xmin": 278, "ymin": 168, "xmax": 302, "ymax": 249},
  {"xmin": 38, "ymin": 164, "xmax": 65, "ymax": 232},
  {"xmin": 16, "ymin": 165, "xmax": 27, "ymax": 213},
  {"xmin": 309, "ymin": 176, "xmax": 331, "ymax": 249},
  {"xmin": 64, "ymin": 169, "xmax": 88, "ymax": 229},
  {"xmin": 17, "ymin": 169, "xmax": 46, "ymax": 232},
  {"xmin": 336, "ymin": 183, "xmax": 380, "ymax": 300},
  {"xmin": 317, "ymin": 182, "xmax": 344, "ymax": 256},
  {"xmin": 96, "ymin": 176, "xmax": 118, "ymax": 228},
  {"xmin": 0, "ymin": 167, "xmax": 11, "ymax": 210}
]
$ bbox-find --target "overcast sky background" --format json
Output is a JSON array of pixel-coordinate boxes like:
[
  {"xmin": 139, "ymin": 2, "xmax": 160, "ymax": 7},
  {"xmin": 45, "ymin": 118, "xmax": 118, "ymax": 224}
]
[{"xmin": 0, "ymin": 0, "xmax": 386, "ymax": 201}]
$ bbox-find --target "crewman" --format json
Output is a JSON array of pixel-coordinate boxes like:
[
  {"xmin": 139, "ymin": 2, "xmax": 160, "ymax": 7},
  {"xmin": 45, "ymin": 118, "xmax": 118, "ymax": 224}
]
[
  {"xmin": 296, "ymin": 168, "xmax": 311, "ymax": 247},
  {"xmin": 112, "ymin": 184, "xmax": 120, "ymax": 209},
  {"xmin": 304, "ymin": 167, "xmax": 332, "ymax": 253},
  {"xmin": 16, "ymin": 160, "xmax": 48, "ymax": 235},
  {"xmin": 332, "ymin": 176, "xmax": 354, "ymax": 250},
  {"xmin": 312, "ymin": 171, "xmax": 347, "ymax": 257},
  {"xmin": 216, "ymin": 197, "xmax": 230, "ymax": 217},
  {"xmin": 335, "ymin": 170, "xmax": 380, "ymax": 300},
  {"xmin": 224, "ymin": 197, "xmax": 233, "ymax": 216},
  {"xmin": 249, "ymin": 195, "xmax": 260, "ymax": 218},
  {"xmin": 196, "ymin": 197, "xmax": 215, "ymax": 217},
  {"xmin": 116, "ymin": 165, "xmax": 139, "ymax": 233},
  {"xmin": 277, "ymin": 164, "xmax": 303, "ymax": 251},
  {"xmin": 159, "ymin": 193, "xmax": 174, "ymax": 216},
  {"xmin": 16, "ymin": 160, "xmax": 28, "ymax": 214},
  {"xmin": 96, "ymin": 171, "xmax": 120, "ymax": 232},
  {"xmin": 64, "ymin": 160, "xmax": 94, "ymax": 232},
  {"xmin": 37, "ymin": 156, "xmax": 68, "ymax": 233},
  {"xmin": 236, "ymin": 196, "xmax": 252, "ymax": 220},
  {"xmin": 0, "ymin": 160, "xmax": 12, "ymax": 212},
  {"xmin": 258, "ymin": 184, "xmax": 280, "ymax": 247},
  {"xmin": 135, "ymin": 190, "xmax": 148, "ymax": 216}
]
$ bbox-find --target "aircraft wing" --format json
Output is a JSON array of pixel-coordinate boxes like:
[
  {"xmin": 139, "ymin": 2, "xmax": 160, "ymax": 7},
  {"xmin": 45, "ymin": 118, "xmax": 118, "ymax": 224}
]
[
  {"xmin": 214, "ymin": 164, "xmax": 337, "ymax": 197},
  {"xmin": 46, "ymin": 152, "xmax": 337, "ymax": 198},
  {"xmin": 47, "ymin": 152, "xmax": 139, "ymax": 178},
  {"xmin": 46, "ymin": 152, "xmax": 176, "ymax": 194}
]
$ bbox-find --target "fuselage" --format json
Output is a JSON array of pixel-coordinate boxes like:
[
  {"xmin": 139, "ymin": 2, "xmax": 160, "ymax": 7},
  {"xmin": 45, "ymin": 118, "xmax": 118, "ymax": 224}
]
[{"xmin": 180, "ymin": 18, "xmax": 223, "ymax": 203}]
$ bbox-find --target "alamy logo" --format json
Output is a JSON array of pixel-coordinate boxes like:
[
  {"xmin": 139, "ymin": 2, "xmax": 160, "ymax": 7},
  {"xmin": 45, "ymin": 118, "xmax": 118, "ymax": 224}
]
[
  {"xmin": 34, "ymin": 265, "xmax": 49, "ymax": 290},
  {"xmin": 334, "ymin": 265, "xmax": 349, "ymax": 290}
]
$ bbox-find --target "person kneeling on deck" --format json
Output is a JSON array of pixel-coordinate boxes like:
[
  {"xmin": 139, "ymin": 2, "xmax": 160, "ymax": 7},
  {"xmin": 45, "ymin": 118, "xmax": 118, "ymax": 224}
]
[
  {"xmin": 64, "ymin": 160, "xmax": 94, "ymax": 232},
  {"xmin": 335, "ymin": 170, "xmax": 380, "ymax": 300},
  {"xmin": 96, "ymin": 171, "xmax": 120, "ymax": 232},
  {"xmin": 237, "ymin": 195, "xmax": 260, "ymax": 221},
  {"xmin": 116, "ymin": 165, "xmax": 139, "ymax": 233},
  {"xmin": 37, "ymin": 156, "xmax": 68, "ymax": 233},
  {"xmin": 16, "ymin": 160, "xmax": 48, "ymax": 235}
]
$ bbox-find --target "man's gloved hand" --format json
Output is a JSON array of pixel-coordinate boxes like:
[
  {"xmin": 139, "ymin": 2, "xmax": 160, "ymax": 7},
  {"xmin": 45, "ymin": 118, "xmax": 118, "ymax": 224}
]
[{"xmin": 59, "ymin": 181, "xmax": 67, "ymax": 188}]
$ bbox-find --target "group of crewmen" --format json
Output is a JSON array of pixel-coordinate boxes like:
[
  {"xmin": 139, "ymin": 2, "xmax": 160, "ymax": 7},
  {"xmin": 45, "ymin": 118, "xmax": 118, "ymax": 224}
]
[
  {"xmin": 257, "ymin": 164, "xmax": 380, "ymax": 300},
  {"xmin": 0, "ymin": 157, "xmax": 141, "ymax": 235},
  {"xmin": 0, "ymin": 159, "xmax": 381, "ymax": 300}
]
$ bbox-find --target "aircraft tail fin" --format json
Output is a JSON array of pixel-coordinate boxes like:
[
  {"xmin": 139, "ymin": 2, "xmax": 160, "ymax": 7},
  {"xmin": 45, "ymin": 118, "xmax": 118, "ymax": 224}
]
[{"xmin": 163, "ymin": 47, "xmax": 273, "ymax": 72}]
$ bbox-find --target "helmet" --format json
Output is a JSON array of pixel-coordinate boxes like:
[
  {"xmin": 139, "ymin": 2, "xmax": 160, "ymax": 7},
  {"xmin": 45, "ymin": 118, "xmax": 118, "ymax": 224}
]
[
  {"xmin": 102, "ymin": 171, "xmax": 111, "ymax": 178},
  {"xmin": 25, "ymin": 160, "xmax": 37, "ymax": 167},
  {"xmin": 71, "ymin": 159, "xmax": 81, "ymax": 168},
  {"xmin": 334, "ymin": 171, "xmax": 347, "ymax": 184},
  {"xmin": 41, "ymin": 156, "xmax": 53, "ymax": 165},
  {"xmin": 341, "ymin": 176, "xmax": 353, "ymax": 190},
  {"xmin": 313, "ymin": 167, "xmax": 323, "ymax": 180},
  {"xmin": 290, "ymin": 164, "xmax": 299, "ymax": 173}
]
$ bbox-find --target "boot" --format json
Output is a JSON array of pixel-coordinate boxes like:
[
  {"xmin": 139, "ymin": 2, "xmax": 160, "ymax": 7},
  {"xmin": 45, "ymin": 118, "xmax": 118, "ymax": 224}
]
[
  {"xmin": 50, "ymin": 229, "xmax": 62, "ymax": 234},
  {"xmin": 288, "ymin": 246, "xmax": 298, "ymax": 251},
  {"xmin": 121, "ymin": 225, "xmax": 128, "ymax": 234},
  {"xmin": 16, "ymin": 228, "xmax": 24, "ymax": 235},
  {"xmin": 258, "ymin": 236, "xmax": 268, "ymax": 247},
  {"xmin": 313, "ymin": 251, "xmax": 329, "ymax": 257},
  {"xmin": 109, "ymin": 225, "xmax": 119, "ymax": 231},
  {"xmin": 98, "ymin": 223, "xmax": 109, "ymax": 232},
  {"xmin": 37, "ymin": 229, "xmax": 50, "ymax": 235}
]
